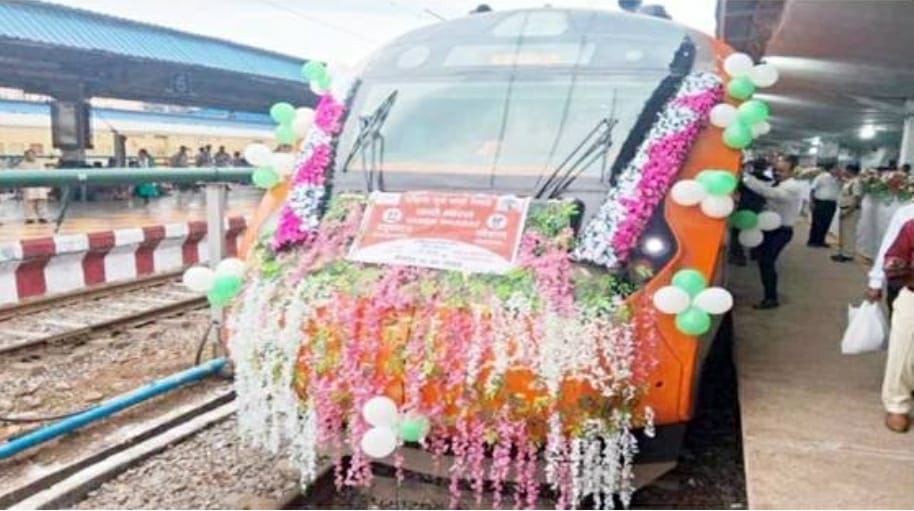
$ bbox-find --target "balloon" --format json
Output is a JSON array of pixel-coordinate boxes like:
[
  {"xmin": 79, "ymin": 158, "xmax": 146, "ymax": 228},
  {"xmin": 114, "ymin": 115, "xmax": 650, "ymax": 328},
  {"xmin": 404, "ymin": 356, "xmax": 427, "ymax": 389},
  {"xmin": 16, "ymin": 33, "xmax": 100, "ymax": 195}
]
[
  {"xmin": 738, "ymin": 228, "xmax": 764, "ymax": 247},
  {"xmin": 243, "ymin": 143, "xmax": 273, "ymax": 167},
  {"xmin": 207, "ymin": 274, "xmax": 243, "ymax": 306},
  {"xmin": 693, "ymin": 287, "xmax": 734, "ymax": 314},
  {"xmin": 300, "ymin": 60, "xmax": 326, "ymax": 82},
  {"xmin": 269, "ymin": 102, "xmax": 296, "ymax": 125},
  {"xmin": 730, "ymin": 209, "xmax": 759, "ymax": 230},
  {"xmin": 749, "ymin": 63, "xmax": 779, "ymax": 88},
  {"xmin": 362, "ymin": 396, "xmax": 398, "ymax": 428},
  {"xmin": 275, "ymin": 124, "xmax": 297, "ymax": 145},
  {"xmin": 700, "ymin": 195, "xmax": 735, "ymax": 219},
  {"xmin": 751, "ymin": 121, "xmax": 771, "ymax": 138},
  {"xmin": 292, "ymin": 107, "xmax": 315, "ymax": 138},
  {"xmin": 398, "ymin": 414, "xmax": 430, "ymax": 443},
  {"xmin": 271, "ymin": 152, "xmax": 297, "ymax": 177},
  {"xmin": 670, "ymin": 179, "xmax": 707, "ymax": 206},
  {"xmin": 252, "ymin": 167, "xmax": 280, "ymax": 189},
  {"xmin": 182, "ymin": 266, "xmax": 215, "ymax": 293},
  {"xmin": 737, "ymin": 100, "xmax": 770, "ymax": 125},
  {"xmin": 723, "ymin": 121, "xmax": 753, "ymax": 149},
  {"xmin": 727, "ymin": 77, "xmax": 756, "ymax": 100},
  {"xmin": 652, "ymin": 286, "xmax": 692, "ymax": 315},
  {"xmin": 709, "ymin": 103, "xmax": 738, "ymax": 128},
  {"xmin": 697, "ymin": 170, "xmax": 738, "ymax": 196},
  {"xmin": 723, "ymin": 53, "xmax": 754, "ymax": 77},
  {"xmin": 757, "ymin": 211, "xmax": 782, "ymax": 231},
  {"xmin": 360, "ymin": 426, "xmax": 397, "ymax": 459},
  {"xmin": 216, "ymin": 257, "xmax": 245, "ymax": 278},
  {"xmin": 672, "ymin": 269, "xmax": 707, "ymax": 297},
  {"xmin": 675, "ymin": 307, "xmax": 711, "ymax": 336}
]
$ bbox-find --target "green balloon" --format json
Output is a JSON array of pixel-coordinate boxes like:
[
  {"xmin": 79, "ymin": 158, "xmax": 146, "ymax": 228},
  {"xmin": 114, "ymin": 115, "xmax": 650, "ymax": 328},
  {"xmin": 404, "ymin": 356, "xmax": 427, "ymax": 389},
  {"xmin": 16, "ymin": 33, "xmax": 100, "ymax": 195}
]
[
  {"xmin": 300, "ymin": 60, "xmax": 326, "ymax": 81},
  {"xmin": 727, "ymin": 77, "xmax": 756, "ymax": 100},
  {"xmin": 207, "ymin": 275, "xmax": 242, "ymax": 306},
  {"xmin": 730, "ymin": 209, "xmax": 759, "ymax": 230},
  {"xmin": 275, "ymin": 124, "xmax": 296, "ymax": 145},
  {"xmin": 723, "ymin": 121, "xmax": 753, "ymax": 149},
  {"xmin": 672, "ymin": 269, "xmax": 707, "ymax": 297},
  {"xmin": 398, "ymin": 416, "xmax": 430, "ymax": 443},
  {"xmin": 315, "ymin": 73, "xmax": 332, "ymax": 91},
  {"xmin": 737, "ymin": 99, "xmax": 769, "ymax": 125},
  {"xmin": 269, "ymin": 102, "xmax": 296, "ymax": 125},
  {"xmin": 251, "ymin": 167, "xmax": 280, "ymax": 189},
  {"xmin": 697, "ymin": 170, "xmax": 738, "ymax": 195},
  {"xmin": 675, "ymin": 307, "xmax": 711, "ymax": 336}
]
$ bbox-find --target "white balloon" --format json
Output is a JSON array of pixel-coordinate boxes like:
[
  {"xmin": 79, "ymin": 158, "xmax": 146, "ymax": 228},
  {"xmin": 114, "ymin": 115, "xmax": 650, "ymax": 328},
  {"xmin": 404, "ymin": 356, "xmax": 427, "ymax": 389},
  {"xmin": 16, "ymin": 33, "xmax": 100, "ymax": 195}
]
[
  {"xmin": 310, "ymin": 80, "xmax": 329, "ymax": 96},
  {"xmin": 292, "ymin": 108, "xmax": 315, "ymax": 138},
  {"xmin": 182, "ymin": 266, "xmax": 215, "ymax": 293},
  {"xmin": 215, "ymin": 257, "xmax": 245, "ymax": 278},
  {"xmin": 362, "ymin": 396, "xmax": 398, "ymax": 428},
  {"xmin": 271, "ymin": 152, "xmax": 297, "ymax": 177},
  {"xmin": 757, "ymin": 211, "xmax": 782, "ymax": 231},
  {"xmin": 700, "ymin": 195, "xmax": 735, "ymax": 219},
  {"xmin": 693, "ymin": 287, "xmax": 734, "ymax": 315},
  {"xmin": 360, "ymin": 426, "xmax": 398, "ymax": 459},
  {"xmin": 751, "ymin": 121, "xmax": 771, "ymax": 137},
  {"xmin": 670, "ymin": 180, "xmax": 707, "ymax": 207},
  {"xmin": 723, "ymin": 53, "xmax": 754, "ymax": 77},
  {"xmin": 749, "ymin": 63, "xmax": 779, "ymax": 88},
  {"xmin": 738, "ymin": 228, "xmax": 764, "ymax": 247},
  {"xmin": 652, "ymin": 286, "xmax": 692, "ymax": 315},
  {"xmin": 243, "ymin": 143, "xmax": 272, "ymax": 167},
  {"xmin": 709, "ymin": 103, "xmax": 738, "ymax": 128}
]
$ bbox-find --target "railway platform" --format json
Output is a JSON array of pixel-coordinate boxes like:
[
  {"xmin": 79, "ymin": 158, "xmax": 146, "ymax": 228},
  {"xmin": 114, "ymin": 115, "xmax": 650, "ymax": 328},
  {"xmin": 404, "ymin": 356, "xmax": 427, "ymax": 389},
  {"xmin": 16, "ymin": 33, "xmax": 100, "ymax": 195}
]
[{"xmin": 729, "ymin": 224, "xmax": 914, "ymax": 509}]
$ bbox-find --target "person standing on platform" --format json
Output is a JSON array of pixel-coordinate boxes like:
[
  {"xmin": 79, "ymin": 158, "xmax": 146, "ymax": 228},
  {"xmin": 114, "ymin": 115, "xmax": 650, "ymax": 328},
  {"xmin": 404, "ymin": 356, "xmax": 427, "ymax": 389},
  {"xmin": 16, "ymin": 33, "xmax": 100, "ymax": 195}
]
[
  {"xmin": 194, "ymin": 146, "xmax": 212, "ymax": 167},
  {"xmin": 231, "ymin": 151, "xmax": 247, "ymax": 167},
  {"xmin": 134, "ymin": 148, "xmax": 159, "ymax": 205},
  {"xmin": 742, "ymin": 154, "xmax": 805, "ymax": 309},
  {"xmin": 832, "ymin": 163, "xmax": 863, "ymax": 262},
  {"xmin": 214, "ymin": 146, "xmax": 232, "ymax": 167},
  {"xmin": 873, "ymin": 218, "xmax": 914, "ymax": 433},
  {"xmin": 17, "ymin": 149, "xmax": 50, "ymax": 224},
  {"xmin": 808, "ymin": 161, "xmax": 841, "ymax": 248},
  {"xmin": 866, "ymin": 201, "xmax": 914, "ymax": 315},
  {"xmin": 169, "ymin": 146, "xmax": 189, "ymax": 168}
]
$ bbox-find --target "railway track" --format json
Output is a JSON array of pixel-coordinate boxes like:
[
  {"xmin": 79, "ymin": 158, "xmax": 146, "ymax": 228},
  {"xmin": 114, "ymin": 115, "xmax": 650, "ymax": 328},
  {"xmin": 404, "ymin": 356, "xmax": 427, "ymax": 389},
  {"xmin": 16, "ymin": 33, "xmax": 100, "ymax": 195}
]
[{"xmin": 0, "ymin": 273, "xmax": 207, "ymax": 355}]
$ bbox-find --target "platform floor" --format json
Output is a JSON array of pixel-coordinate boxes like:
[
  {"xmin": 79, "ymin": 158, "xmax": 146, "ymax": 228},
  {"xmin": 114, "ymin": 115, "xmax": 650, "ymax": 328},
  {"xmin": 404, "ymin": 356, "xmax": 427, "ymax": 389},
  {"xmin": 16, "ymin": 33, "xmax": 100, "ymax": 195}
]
[
  {"xmin": 730, "ymin": 223, "xmax": 914, "ymax": 509},
  {"xmin": 0, "ymin": 188, "xmax": 263, "ymax": 241}
]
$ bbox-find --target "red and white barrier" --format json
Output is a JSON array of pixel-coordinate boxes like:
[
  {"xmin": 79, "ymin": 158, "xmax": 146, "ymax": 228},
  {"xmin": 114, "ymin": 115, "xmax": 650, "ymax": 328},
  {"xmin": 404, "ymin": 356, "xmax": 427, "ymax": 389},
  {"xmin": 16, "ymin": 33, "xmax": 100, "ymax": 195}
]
[{"xmin": 0, "ymin": 217, "xmax": 247, "ymax": 305}]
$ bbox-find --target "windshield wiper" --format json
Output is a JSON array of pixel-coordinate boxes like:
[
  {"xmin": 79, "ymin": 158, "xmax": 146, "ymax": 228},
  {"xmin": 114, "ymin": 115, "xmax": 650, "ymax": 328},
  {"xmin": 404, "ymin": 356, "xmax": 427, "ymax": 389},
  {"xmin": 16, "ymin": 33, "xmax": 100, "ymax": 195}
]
[
  {"xmin": 533, "ymin": 116, "xmax": 618, "ymax": 199},
  {"xmin": 340, "ymin": 90, "xmax": 398, "ymax": 191}
]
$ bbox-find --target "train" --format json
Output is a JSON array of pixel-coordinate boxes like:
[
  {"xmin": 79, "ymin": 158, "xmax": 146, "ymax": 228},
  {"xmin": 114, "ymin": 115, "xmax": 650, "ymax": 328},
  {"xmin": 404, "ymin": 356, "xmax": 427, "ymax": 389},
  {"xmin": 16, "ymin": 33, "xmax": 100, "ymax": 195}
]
[{"xmin": 228, "ymin": 7, "xmax": 745, "ymax": 507}]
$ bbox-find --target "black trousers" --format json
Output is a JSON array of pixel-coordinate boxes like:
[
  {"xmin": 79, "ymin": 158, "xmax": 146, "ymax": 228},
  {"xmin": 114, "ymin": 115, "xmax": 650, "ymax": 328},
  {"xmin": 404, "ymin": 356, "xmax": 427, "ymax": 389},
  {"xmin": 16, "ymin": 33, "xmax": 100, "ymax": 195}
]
[
  {"xmin": 757, "ymin": 226, "xmax": 794, "ymax": 301},
  {"xmin": 808, "ymin": 199, "xmax": 837, "ymax": 245}
]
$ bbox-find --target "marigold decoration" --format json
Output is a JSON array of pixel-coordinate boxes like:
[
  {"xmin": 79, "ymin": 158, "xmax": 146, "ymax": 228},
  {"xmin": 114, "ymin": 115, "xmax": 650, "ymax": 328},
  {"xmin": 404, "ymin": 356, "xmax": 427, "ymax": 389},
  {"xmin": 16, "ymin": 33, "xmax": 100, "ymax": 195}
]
[{"xmin": 574, "ymin": 72, "xmax": 724, "ymax": 269}]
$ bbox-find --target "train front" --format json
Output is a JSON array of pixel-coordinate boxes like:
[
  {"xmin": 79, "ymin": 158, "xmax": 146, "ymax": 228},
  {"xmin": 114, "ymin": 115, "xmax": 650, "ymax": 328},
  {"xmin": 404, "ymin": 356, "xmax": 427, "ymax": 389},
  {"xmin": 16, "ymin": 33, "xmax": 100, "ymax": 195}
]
[{"xmin": 228, "ymin": 8, "xmax": 747, "ymax": 508}]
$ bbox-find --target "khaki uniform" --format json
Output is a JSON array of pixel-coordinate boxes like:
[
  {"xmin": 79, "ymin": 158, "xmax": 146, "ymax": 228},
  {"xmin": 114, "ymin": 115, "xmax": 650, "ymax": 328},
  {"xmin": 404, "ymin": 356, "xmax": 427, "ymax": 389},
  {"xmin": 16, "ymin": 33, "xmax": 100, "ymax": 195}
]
[
  {"xmin": 17, "ymin": 159, "xmax": 50, "ymax": 221},
  {"xmin": 837, "ymin": 178, "xmax": 862, "ymax": 258}
]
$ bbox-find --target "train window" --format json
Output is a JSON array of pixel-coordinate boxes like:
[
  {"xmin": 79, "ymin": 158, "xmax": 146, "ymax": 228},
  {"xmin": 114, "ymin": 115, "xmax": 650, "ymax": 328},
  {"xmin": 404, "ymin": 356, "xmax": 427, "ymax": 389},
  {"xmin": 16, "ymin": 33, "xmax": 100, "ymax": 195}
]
[{"xmin": 397, "ymin": 46, "xmax": 431, "ymax": 70}]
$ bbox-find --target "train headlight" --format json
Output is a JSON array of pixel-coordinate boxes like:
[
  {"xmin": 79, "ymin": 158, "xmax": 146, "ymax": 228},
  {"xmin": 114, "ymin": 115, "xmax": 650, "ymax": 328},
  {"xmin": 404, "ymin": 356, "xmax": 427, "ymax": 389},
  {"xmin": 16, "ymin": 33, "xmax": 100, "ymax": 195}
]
[{"xmin": 642, "ymin": 236, "xmax": 668, "ymax": 256}]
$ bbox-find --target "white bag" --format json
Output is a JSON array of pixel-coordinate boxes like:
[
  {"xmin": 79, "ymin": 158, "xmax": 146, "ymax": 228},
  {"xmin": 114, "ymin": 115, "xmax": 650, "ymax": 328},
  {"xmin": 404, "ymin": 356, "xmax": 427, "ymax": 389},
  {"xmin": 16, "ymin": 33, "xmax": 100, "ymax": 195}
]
[{"xmin": 840, "ymin": 301, "xmax": 889, "ymax": 355}]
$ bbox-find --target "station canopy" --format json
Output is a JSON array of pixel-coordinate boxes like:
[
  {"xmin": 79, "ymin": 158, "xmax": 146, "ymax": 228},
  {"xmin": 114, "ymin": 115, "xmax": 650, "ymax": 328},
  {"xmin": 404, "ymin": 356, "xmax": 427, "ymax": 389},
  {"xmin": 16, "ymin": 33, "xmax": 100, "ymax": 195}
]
[
  {"xmin": 720, "ymin": 0, "xmax": 914, "ymax": 150},
  {"xmin": 0, "ymin": 0, "xmax": 316, "ymax": 112}
]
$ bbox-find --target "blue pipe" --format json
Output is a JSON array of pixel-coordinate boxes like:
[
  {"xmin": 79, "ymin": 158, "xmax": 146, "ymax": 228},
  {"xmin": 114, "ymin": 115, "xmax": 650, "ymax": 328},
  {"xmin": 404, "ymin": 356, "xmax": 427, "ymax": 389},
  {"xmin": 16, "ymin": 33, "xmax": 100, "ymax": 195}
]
[{"xmin": 0, "ymin": 358, "xmax": 227, "ymax": 459}]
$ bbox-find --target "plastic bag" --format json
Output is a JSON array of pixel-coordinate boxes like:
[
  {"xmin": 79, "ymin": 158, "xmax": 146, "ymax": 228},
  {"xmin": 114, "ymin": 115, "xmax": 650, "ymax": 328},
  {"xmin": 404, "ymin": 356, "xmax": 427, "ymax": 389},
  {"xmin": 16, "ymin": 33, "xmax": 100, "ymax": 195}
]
[{"xmin": 841, "ymin": 301, "xmax": 889, "ymax": 355}]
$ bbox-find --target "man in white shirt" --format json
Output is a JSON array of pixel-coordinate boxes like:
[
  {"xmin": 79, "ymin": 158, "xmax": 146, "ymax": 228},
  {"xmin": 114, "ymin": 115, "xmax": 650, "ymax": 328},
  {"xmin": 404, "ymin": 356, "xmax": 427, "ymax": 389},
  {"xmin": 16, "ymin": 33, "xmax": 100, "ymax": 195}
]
[
  {"xmin": 866, "ymin": 201, "xmax": 914, "ymax": 312},
  {"xmin": 742, "ymin": 154, "xmax": 806, "ymax": 309},
  {"xmin": 808, "ymin": 162, "xmax": 842, "ymax": 247}
]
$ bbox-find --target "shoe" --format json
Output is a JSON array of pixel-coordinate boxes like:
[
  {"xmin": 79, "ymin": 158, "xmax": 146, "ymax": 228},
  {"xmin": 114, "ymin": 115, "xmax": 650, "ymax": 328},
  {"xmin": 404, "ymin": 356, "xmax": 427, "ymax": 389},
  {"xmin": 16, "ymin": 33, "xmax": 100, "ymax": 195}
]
[
  {"xmin": 38, "ymin": 218, "xmax": 49, "ymax": 224},
  {"xmin": 830, "ymin": 254, "xmax": 853, "ymax": 263},
  {"xmin": 25, "ymin": 219, "xmax": 35, "ymax": 224},
  {"xmin": 752, "ymin": 299, "xmax": 780, "ymax": 310},
  {"xmin": 885, "ymin": 413, "xmax": 911, "ymax": 433}
]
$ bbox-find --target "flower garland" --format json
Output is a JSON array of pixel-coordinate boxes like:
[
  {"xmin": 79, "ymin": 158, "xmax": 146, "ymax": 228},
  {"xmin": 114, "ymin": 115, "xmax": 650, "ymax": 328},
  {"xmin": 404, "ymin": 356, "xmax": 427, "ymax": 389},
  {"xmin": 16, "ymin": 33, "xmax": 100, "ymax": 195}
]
[
  {"xmin": 859, "ymin": 169, "xmax": 914, "ymax": 201},
  {"xmin": 229, "ymin": 198, "xmax": 654, "ymax": 508},
  {"xmin": 272, "ymin": 93, "xmax": 348, "ymax": 250},
  {"xmin": 574, "ymin": 72, "xmax": 723, "ymax": 269}
]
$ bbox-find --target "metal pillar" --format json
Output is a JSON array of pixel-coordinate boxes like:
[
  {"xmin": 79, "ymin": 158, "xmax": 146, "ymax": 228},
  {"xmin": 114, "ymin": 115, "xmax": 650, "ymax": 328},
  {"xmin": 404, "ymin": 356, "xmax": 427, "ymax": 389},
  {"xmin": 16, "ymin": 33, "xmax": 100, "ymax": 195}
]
[
  {"xmin": 900, "ymin": 100, "xmax": 914, "ymax": 168},
  {"xmin": 205, "ymin": 183, "xmax": 227, "ymax": 329}
]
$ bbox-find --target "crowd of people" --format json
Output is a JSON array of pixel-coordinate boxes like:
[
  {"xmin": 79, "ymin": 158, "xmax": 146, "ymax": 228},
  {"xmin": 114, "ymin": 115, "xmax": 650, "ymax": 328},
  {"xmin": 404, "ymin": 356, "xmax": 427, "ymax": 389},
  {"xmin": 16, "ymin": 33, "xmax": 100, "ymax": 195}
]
[{"xmin": 731, "ymin": 153, "xmax": 913, "ymax": 433}]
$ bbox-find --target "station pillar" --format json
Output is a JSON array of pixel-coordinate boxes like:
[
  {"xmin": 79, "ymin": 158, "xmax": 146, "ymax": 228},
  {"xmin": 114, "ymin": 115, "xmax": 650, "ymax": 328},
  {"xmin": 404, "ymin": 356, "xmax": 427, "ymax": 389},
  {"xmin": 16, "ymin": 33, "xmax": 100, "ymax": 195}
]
[{"xmin": 900, "ymin": 99, "xmax": 914, "ymax": 168}]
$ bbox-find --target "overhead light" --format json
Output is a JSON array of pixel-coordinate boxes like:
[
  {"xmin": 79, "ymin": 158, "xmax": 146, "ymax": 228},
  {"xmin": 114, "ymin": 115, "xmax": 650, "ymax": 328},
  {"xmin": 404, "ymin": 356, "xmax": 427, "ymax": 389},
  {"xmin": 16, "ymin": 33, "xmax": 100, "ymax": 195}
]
[
  {"xmin": 810, "ymin": 136, "xmax": 821, "ymax": 146},
  {"xmin": 808, "ymin": 146, "xmax": 818, "ymax": 155},
  {"xmin": 859, "ymin": 125, "xmax": 876, "ymax": 139}
]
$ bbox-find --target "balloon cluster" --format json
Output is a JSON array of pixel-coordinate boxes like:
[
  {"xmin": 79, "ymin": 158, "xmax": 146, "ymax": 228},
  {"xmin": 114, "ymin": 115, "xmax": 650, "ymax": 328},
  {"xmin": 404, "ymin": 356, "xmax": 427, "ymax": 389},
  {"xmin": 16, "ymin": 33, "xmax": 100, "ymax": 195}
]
[
  {"xmin": 182, "ymin": 258, "xmax": 246, "ymax": 306},
  {"xmin": 359, "ymin": 396, "xmax": 430, "ymax": 459},
  {"xmin": 709, "ymin": 53, "xmax": 779, "ymax": 149},
  {"xmin": 729, "ymin": 209, "xmax": 783, "ymax": 247},
  {"xmin": 670, "ymin": 169, "xmax": 738, "ymax": 219},
  {"xmin": 652, "ymin": 269, "xmax": 734, "ymax": 336}
]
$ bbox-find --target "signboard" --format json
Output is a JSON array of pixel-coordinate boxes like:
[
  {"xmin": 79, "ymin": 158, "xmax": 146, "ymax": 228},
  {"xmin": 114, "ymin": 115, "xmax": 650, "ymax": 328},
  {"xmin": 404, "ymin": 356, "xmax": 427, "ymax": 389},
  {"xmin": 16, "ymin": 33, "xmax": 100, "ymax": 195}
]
[{"xmin": 348, "ymin": 191, "xmax": 530, "ymax": 274}]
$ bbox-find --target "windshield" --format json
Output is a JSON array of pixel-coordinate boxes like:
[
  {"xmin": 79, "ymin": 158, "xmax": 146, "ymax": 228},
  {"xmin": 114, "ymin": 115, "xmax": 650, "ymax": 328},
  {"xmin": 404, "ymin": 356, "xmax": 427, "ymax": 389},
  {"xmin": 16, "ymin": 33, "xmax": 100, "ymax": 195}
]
[{"xmin": 335, "ymin": 71, "xmax": 668, "ymax": 194}]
